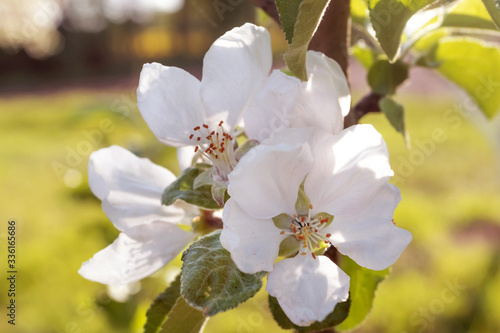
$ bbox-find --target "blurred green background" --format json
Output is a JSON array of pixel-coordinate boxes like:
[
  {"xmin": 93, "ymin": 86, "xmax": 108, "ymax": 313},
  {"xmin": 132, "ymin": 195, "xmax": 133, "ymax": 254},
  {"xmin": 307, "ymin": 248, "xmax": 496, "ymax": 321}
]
[{"xmin": 1, "ymin": 1, "xmax": 500, "ymax": 332}]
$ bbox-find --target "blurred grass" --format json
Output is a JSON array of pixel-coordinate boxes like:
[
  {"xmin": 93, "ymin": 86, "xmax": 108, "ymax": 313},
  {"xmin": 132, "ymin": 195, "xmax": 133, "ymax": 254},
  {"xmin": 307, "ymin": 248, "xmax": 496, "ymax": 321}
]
[{"xmin": 0, "ymin": 88, "xmax": 499, "ymax": 333}]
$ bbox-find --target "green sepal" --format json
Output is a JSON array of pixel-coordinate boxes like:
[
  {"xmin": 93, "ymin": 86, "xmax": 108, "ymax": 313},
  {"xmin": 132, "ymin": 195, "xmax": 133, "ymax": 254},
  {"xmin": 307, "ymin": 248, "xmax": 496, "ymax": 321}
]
[
  {"xmin": 278, "ymin": 235, "xmax": 300, "ymax": 257},
  {"xmin": 193, "ymin": 167, "xmax": 214, "ymax": 189},
  {"xmin": 162, "ymin": 164, "xmax": 219, "ymax": 210},
  {"xmin": 295, "ymin": 181, "xmax": 311, "ymax": 216},
  {"xmin": 143, "ymin": 274, "xmax": 182, "ymax": 333},
  {"xmin": 180, "ymin": 230, "xmax": 266, "ymax": 316},
  {"xmin": 211, "ymin": 181, "xmax": 227, "ymax": 208},
  {"xmin": 268, "ymin": 294, "xmax": 351, "ymax": 332},
  {"xmin": 272, "ymin": 213, "xmax": 293, "ymax": 230}
]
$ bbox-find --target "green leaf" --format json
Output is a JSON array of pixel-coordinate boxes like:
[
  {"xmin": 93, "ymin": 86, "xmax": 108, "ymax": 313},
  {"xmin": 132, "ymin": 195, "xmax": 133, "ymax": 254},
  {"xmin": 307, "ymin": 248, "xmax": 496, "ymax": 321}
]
[
  {"xmin": 276, "ymin": 0, "xmax": 301, "ymax": 43},
  {"xmin": 277, "ymin": 0, "xmax": 331, "ymax": 81},
  {"xmin": 294, "ymin": 181, "xmax": 311, "ymax": 215},
  {"xmin": 162, "ymin": 164, "xmax": 219, "ymax": 209},
  {"xmin": 481, "ymin": 0, "xmax": 500, "ymax": 28},
  {"xmin": 269, "ymin": 295, "xmax": 351, "ymax": 332},
  {"xmin": 180, "ymin": 230, "xmax": 266, "ymax": 316},
  {"xmin": 352, "ymin": 0, "xmax": 370, "ymax": 26},
  {"xmin": 379, "ymin": 97, "xmax": 409, "ymax": 146},
  {"xmin": 144, "ymin": 275, "xmax": 182, "ymax": 333},
  {"xmin": 352, "ymin": 42, "xmax": 379, "ymax": 69},
  {"xmin": 432, "ymin": 37, "xmax": 500, "ymax": 118},
  {"xmin": 210, "ymin": 182, "xmax": 227, "ymax": 208},
  {"xmin": 336, "ymin": 256, "xmax": 389, "ymax": 331},
  {"xmin": 367, "ymin": 59, "xmax": 409, "ymax": 95},
  {"xmin": 369, "ymin": 0, "xmax": 435, "ymax": 59},
  {"xmin": 442, "ymin": 0, "xmax": 499, "ymax": 30},
  {"xmin": 160, "ymin": 297, "xmax": 207, "ymax": 333},
  {"xmin": 193, "ymin": 167, "xmax": 214, "ymax": 189}
]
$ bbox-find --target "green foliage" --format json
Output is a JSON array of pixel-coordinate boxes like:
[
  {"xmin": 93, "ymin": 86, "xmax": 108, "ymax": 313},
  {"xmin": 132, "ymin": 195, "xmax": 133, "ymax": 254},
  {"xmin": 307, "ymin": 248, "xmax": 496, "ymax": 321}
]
[
  {"xmin": 336, "ymin": 256, "xmax": 390, "ymax": 331},
  {"xmin": 367, "ymin": 59, "xmax": 409, "ymax": 95},
  {"xmin": 180, "ymin": 231, "xmax": 266, "ymax": 316},
  {"xmin": 352, "ymin": 42, "xmax": 379, "ymax": 69},
  {"xmin": 268, "ymin": 295, "xmax": 351, "ymax": 332},
  {"xmin": 351, "ymin": 0, "xmax": 370, "ymax": 26},
  {"xmin": 368, "ymin": 0, "xmax": 435, "ymax": 59},
  {"xmin": 144, "ymin": 275, "xmax": 182, "ymax": 333},
  {"xmin": 442, "ymin": 0, "xmax": 499, "ymax": 30},
  {"xmin": 379, "ymin": 97, "xmax": 409, "ymax": 146},
  {"xmin": 431, "ymin": 37, "xmax": 500, "ymax": 118},
  {"xmin": 275, "ymin": 0, "xmax": 301, "ymax": 43},
  {"xmin": 276, "ymin": 0, "xmax": 331, "ymax": 80},
  {"xmin": 162, "ymin": 164, "xmax": 220, "ymax": 209},
  {"xmin": 481, "ymin": 0, "xmax": 500, "ymax": 28},
  {"xmin": 160, "ymin": 297, "xmax": 207, "ymax": 333}
]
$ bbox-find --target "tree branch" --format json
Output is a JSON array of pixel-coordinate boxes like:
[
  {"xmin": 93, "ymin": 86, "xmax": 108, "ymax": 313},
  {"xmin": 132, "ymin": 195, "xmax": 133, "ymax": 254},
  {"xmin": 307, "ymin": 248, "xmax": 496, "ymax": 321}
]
[
  {"xmin": 246, "ymin": 0, "xmax": 280, "ymax": 24},
  {"xmin": 345, "ymin": 92, "xmax": 383, "ymax": 127}
]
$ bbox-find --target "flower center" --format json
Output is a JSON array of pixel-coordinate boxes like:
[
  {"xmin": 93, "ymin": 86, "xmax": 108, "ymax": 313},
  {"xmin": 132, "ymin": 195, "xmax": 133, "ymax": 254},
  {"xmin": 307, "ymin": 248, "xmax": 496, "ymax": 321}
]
[
  {"xmin": 280, "ymin": 204, "xmax": 332, "ymax": 259},
  {"xmin": 188, "ymin": 121, "xmax": 237, "ymax": 181}
]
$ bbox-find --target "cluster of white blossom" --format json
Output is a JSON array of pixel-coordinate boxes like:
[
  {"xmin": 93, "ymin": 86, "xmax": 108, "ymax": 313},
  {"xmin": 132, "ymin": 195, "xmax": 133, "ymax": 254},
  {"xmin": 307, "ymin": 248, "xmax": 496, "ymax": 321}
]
[{"xmin": 79, "ymin": 23, "xmax": 411, "ymax": 326}]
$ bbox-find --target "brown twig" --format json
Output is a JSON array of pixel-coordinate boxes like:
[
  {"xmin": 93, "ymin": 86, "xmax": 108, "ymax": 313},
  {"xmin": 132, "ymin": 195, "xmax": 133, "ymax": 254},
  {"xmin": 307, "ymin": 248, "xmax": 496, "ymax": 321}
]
[
  {"xmin": 345, "ymin": 92, "xmax": 383, "ymax": 127},
  {"xmin": 246, "ymin": 0, "xmax": 280, "ymax": 24}
]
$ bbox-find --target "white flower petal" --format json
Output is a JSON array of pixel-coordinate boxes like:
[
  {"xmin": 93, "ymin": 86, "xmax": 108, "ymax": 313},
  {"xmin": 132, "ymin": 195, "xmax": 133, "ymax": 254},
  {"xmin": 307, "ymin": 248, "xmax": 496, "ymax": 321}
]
[
  {"xmin": 79, "ymin": 221, "xmax": 194, "ymax": 285},
  {"xmin": 244, "ymin": 51, "xmax": 349, "ymax": 141},
  {"xmin": 88, "ymin": 146, "xmax": 188, "ymax": 232},
  {"xmin": 228, "ymin": 141, "xmax": 313, "ymax": 219},
  {"xmin": 137, "ymin": 63, "xmax": 206, "ymax": 147},
  {"xmin": 266, "ymin": 255, "xmax": 350, "ymax": 327},
  {"xmin": 220, "ymin": 200, "xmax": 286, "ymax": 274},
  {"xmin": 306, "ymin": 51, "xmax": 351, "ymax": 118},
  {"xmin": 200, "ymin": 23, "xmax": 272, "ymax": 131},
  {"xmin": 305, "ymin": 124, "xmax": 394, "ymax": 216},
  {"xmin": 326, "ymin": 184, "xmax": 412, "ymax": 270},
  {"xmin": 244, "ymin": 70, "xmax": 300, "ymax": 142}
]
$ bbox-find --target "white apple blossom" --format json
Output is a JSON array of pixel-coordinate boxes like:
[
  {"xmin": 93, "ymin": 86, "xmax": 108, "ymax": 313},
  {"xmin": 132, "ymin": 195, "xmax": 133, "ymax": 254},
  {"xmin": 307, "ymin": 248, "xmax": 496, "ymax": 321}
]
[
  {"xmin": 79, "ymin": 145, "xmax": 198, "ymax": 285},
  {"xmin": 137, "ymin": 23, "xmax": 272, "ymax": 183},
  {"xmin": 220, "ymin": 126, "xmax": 412, "ymax": 326}
]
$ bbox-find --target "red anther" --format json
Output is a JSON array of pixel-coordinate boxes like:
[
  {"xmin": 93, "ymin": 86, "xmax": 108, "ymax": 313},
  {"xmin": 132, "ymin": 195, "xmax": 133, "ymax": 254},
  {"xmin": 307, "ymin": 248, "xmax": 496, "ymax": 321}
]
[
  {"xmin": 220, "ymin": 142, "xmax": 225, "ymax": 147},
  {"xmin": 197, "ymin": 137, "xmax": 201, "ymax": 141},
  {"xmin": 320, "ymin": 218, "xmax": 329, "ymax": 224},
  {"xmin": 297, "ymin": 235, "xmax": 304, "ymax": 240},
  {"xmin": 303, "ymin": 245, "xmax": 307, "ymax": 248},
  {"xmin": 210, "ymin": 131, "xmax": 215, "ymax": 136},
  {"xmin": 214, "ymin": 155, "xmax": 219, "ymax": 159},
  {"xmin": 301, "ymin": 216, "xmax": 305, "ymax": 222},
  {"xmin": 292, "ymin": 226, "xmax": 297, "ymax": 233},
  {"xmin": 325, "ymin": 241, "xmax": 330, "ymax": 244},
  {"xmin": 194, "ymin": 146, "xmax": 199, "ymax": 152},
  {"xmin": 280, "ymin": 230, "xmax": 285, "ymax": 235},
  {"xmin": 189, "ymin": 134, "xmax": 194, "ymax": 140},
  {"xmin": 315, "ymin": 229, "xmax": 318, "ymax": 233},
  {"xmin": 203, "ymin": 124, "xmax": 209, "ymax": 129},
  {"xmin": 309, "ymin": 203, "xmax": 313, "ymax": 210},
  {"xmin": 311, "ymin": 253, "xmax": 316, "ymax": 259},
  {"xmin": 219, "ymin": 121, "xmax": 224, "ymax": 126},
  {"xmin": 229, "ymin": 136, "xmax": 233, "ymax": 140},
  {"xmin": 220, "ymin": 148, "xmax": 225, "ymax": 153},
  {"xmin": 193, "ymin": 126, "xmax": 200, "ymax": 131},
  {"xmin": 326, "ymin": 233, "xmax": 331, "ymax": 238},
  {"xmin": 206, "ymin": 136, "xmax": 211, "ymax": 140}
]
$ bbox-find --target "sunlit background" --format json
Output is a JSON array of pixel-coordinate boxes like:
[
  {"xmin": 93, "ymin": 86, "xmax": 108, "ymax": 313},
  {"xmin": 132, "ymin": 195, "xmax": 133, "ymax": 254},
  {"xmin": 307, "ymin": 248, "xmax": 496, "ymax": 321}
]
[{"xmin": 1, "ymin": 1, "xmax": 499, "ymax": 332}]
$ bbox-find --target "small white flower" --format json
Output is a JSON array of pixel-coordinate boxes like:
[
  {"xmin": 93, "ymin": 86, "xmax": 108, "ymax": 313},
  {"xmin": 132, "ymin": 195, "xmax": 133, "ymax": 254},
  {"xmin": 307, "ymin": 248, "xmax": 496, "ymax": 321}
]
[
  {"xmin": 137, "ymin": 23, "xmax": 272, "ymax": 182},
  {"xmin": 78, "ymin": 146, "xmax": 197, "ymax": 285},
  {"xmin": 220, "ymin": 126, "xmax": 412, "ymax": 326}
]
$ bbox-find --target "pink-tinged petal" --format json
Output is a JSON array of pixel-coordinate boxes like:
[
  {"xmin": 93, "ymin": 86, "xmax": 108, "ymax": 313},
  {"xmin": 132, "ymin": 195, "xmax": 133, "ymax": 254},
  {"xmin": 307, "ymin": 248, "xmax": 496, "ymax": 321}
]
[
  {"xmin": 220, "ymin": 199, "xmax": 286, "ymax": 274},
  {"xmin": 201, "ymin": 23, "xmax": 272, "ymax": 131},
  {"xmin": 88, "ymin": 146, "xmax": 188, "ymax": 232},
  {"xmin": 266, "ymin": 255, "xmax": 350, "ymax": 326},
  {"xmin": 79, "ymin": 221, "xmax": 194, "ymax": 285},
  {"xmin": 305, "ymin": 124, "xmax": 394, "ymax": 216},
  {"xmin": 137, "ymin": 63, "xmax": 206, "ymax": 147},
  {"xmin": 325, "ymin": 184, "xmax": 412, "ymax": 270},
  {"xmin": 228, "ymin": 141, "xmax": 313, "ymax": 219}
]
